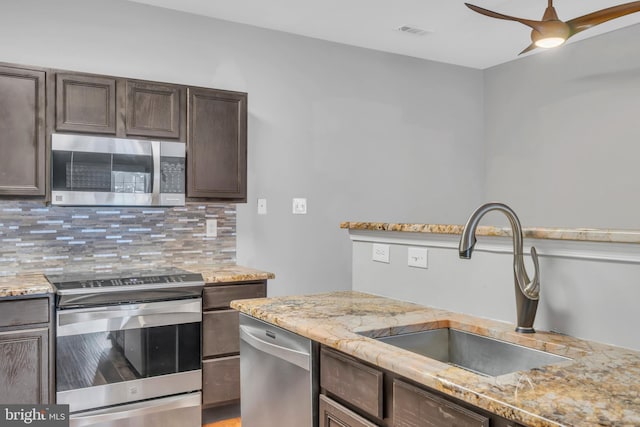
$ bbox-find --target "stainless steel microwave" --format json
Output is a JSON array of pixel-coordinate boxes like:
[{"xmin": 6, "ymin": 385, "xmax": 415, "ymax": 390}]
[{"xmin": 51, "ymin": 133, "xmax": 186, "ymax": 206}]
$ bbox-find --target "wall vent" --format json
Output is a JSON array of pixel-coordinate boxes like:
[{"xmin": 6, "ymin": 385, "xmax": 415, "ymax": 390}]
[{"xmin": 396, "ymin": 25, "xmax": 431, "ymax": 36}]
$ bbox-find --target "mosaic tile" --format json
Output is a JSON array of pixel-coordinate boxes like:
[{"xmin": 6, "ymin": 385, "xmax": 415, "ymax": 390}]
[{"xmin": 0, "ymin": 201, "xmax": 236, "ymax": 275}]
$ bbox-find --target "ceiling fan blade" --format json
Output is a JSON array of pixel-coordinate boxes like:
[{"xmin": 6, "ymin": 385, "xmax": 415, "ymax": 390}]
[
  {"xmin": 567, "ymin": 1, "xmax": 640, "ymax": 37},
  {"xmin": 518, "ymin": 42, "xmax": 538, "ymax": 55},
  {"xmin": 465, "ymin": 3, "xmax": 546, "ymax": 33}
]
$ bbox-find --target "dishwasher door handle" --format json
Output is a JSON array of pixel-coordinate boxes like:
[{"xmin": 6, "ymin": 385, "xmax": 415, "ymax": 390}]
[{"xmin": 240, "ymin": 325, "xmax": 310, "ymax": 371}]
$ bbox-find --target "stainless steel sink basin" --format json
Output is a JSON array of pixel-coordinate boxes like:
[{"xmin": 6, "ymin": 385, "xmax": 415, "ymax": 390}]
[{"xmin": 373, "ymin": 328, "xmax": 570, "ymax": 376}]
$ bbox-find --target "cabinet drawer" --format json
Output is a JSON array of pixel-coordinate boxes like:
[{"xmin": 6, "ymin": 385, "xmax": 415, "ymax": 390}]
[
  {"xmin": 320, "ymin": 348, "xmax": 383, "ymax": 420},
  {"xmin": 202, "ymin": 355, "xmax": 239, "ymax": 407},
  {"xmin": 203, "ymin": 282, "xmax": 266, "ymax": 309},
  {"xmin": 203, "ymin": 310, "xmax": 239, "ymax": 357},
  {"xmin": 319, "ymin": 395, "xmax": 379, "ymax": 427},
  {"xmin": 0, "ymin": 298, "xmax": 49, "ymax": 328},
  {"xmin": 393, "ymin": 379, "xmax": 489, "ymax": 427}
]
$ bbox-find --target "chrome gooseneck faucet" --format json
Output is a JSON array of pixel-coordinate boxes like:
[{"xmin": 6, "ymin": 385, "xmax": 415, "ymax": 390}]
[{"xmin": 459, "ymin": 202, "xmax": 540, "ymax": 333}]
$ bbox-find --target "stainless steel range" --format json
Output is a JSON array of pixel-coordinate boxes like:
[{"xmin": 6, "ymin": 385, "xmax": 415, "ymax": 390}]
[{"xmin": 47, "ymin": 269, "xmax": 204, "ymax": 427}]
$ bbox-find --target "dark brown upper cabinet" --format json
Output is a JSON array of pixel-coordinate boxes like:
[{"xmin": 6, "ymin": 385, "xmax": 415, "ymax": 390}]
[
  {"xmin": 56, "ymin": 73, "xmax": 117, "ymax": 134},
  {"xmin": 126, "ymin": 80, "xmax": 184, "ymax": 139},
  {"xmin": 56, "ymin": 72, "xmax": 185, "ymax": 140},
  {"xmin": 187, "ymin": 87, "xmax": 247, "ymax": 201},
  {"xmin": 0, "ymin": 65, "xmax": 46, "ymax": 196}
]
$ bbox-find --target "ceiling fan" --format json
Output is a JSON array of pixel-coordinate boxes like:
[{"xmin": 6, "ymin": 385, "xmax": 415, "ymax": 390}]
[{"xmin": 465, "ymin": 0, "xmax": 640, "ymax": 54}]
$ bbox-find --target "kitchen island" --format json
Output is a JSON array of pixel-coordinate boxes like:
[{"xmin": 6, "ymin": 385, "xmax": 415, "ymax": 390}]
[{"xmin": 231, "ymin": 291, "xmax": 640, "ymax": 427}]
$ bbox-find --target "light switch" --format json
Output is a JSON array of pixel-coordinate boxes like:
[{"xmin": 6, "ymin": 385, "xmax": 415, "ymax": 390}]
[
  {"xmin": 408, "ymin": 247, "xmax": 428, "ymax": 268},
  {"xmin": 292, "ymin": 198, "xmax": 307, "ymax": 214}
]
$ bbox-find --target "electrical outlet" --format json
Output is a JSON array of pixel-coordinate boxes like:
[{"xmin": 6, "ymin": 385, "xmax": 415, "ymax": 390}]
[
  {"xmin": 372, "ymin": 243, "xmax": 390, "ymax": 263},
  {"xmin": 205, "ymin": 219, "xmax": 217, "ymax": 237},
  {"xmin": 292, "ymin": 198, "xmax": 307, "ymax": 214},
  {"xmin": 408, "ymin": 247, "xmax": 428, "ymax": 269},
  {"xmin": 257, "ymin": 198, "xmax": 267, "ymax": 215}
]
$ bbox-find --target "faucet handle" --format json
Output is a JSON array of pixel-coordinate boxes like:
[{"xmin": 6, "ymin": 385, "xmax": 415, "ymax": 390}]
[{"xmin": 525, "ymin": 246, "xmax": 540, "ymax": 298}]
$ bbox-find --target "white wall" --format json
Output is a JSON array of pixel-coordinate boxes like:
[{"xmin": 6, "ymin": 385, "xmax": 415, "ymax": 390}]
[
  {"xmin": 351, "ymin": 231, "xmax": 640, "ymax": 351},
  {"xmin": 349, "ymin": 26, "xmax": 640, "ymax": 351},
  {"xmin": 483, "ymin": 24, "xmax": 640, "ymax": 229},
  {"xmin": 0, "ymin": 0, "xmax": 485, "ymax": 296}
]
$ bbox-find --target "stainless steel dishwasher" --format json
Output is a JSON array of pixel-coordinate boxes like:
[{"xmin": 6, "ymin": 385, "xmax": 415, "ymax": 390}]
[{"xmin": 239, "ymin": 313, "xmax": 318, "ymax": 427}]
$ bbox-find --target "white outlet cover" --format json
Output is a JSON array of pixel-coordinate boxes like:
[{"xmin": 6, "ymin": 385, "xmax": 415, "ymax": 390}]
[
  {"xmin": 205, "ymin": 219, "xmax": 217, "ymax": 237},
  {"xmin": 372, "ymin": 243, "xmax": 390, "ymax": 263},
  {"xmin": 408, "ymin": 247, "xmax": 428, "ymax": 269},
  {"xmin": 257, "ymin": 198, "xmax": 267, "ymax": 215},
  {"xmin": 292, "ymin": 198, "xmax": 307, "ymax": 214}
]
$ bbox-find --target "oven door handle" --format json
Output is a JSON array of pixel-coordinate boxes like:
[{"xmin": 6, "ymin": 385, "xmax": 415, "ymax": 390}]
[
  {"xmin": 57, "ymin": 299, "xmax": 202, "ymax": 337},
  {"xmin": 69, "ymin": 392, "xmax": 201, "ymax": 427}
]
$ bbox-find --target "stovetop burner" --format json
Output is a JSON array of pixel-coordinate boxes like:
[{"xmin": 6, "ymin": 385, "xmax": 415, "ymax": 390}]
[
  {"xmin": 46, "ymin": 268, "xmax": 202, "ymax": 291},
  {"xmin": 46, "ymin": 268, "xmax": 205, "ymax": 308}
]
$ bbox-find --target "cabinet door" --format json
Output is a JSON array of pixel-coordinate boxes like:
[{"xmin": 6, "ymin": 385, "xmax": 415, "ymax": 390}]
[
  {"xmin": 187, "ymin": 87, "xmax": 247, "ymax": 201},
  {"xmin": 126, "ymin": 80, "xmax": 184, "ymax": 139},
  {"xmin": 56, "ymin": 73, "xmax": 116, "ymax": 134},
  {"xmin": 0, "ymin": 65, "xmax": 46, "ymax": 196},
  {"xmin": 319, "ymin": 395, "xmax": 379, "ymax": 427},
  {"xmin": 202, "ymin": 355, "xmax": 240, "ymax": 407},
  {"xmin": 203, "ymin": 309, "xmax": 240, "ymax": 357},
  {"xmin": 320, "ymin": 348, "xmax": 384, "ymax": 419},
  {"xmin": 393, "ymin": 379, "xmax": 489, "ymax": 427},
  {"xmin": 0, "ymin": 328, "xmax": 49, "ymax": 404}
]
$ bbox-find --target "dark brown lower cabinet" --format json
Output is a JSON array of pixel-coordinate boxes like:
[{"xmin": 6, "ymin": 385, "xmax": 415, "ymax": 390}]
[
  {"xmin": 202, "ymin": 280, "xmax": 266, "ymax": 409},
  {"xmin": 0, "ymin": 295, "xmax": 52, "ymax": 404},
  {"xmin": 393, "ymin": 380, "xmax": 489, "ymax": 427},
  {"xmin": 320, "ymin": 394, "xmax": 379, "ymax": 427},
  {"xmin": 203, "ymin": 355, "xmax": 240, "ymax": 406},
  {"xmin": 0, "ymin": 328, "xmax": 49, "ymax": 404},
  {"xmin": 319, "ymin": 345, "xmax": 525, "ymax": 427}
]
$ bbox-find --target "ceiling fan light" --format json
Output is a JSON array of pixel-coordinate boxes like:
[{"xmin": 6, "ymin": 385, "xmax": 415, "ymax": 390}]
[{"xmin": 534, "ymin": 36, "xmax": 566, "ymax": 48}]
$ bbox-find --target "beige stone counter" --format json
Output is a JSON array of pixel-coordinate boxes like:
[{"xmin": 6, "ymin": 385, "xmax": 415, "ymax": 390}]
[
  {"xmin": 341, "ymin": 221, "xmax": 640, "ymax": 244},
  {"xmin": 0, "ymin": 265, "xmax": 273, "ymax": 299},
  {"xmin": 231, "ymin": 291, "xmax": 640, "ymax": 427},
  {"xmin": 183, "ymin": 264, "xmax": 275, "ymax": 283},
  {"xmin": 0, "ymin": 274, "xmax": 53, "ymax": 297}
]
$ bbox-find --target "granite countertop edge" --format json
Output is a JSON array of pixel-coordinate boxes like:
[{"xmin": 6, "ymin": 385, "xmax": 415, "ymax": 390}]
[
  {"xmin": 0, "ymin": 264, "xmax": 275, "ymax": 298},
  {"xmin": 231, "ymin": 290, "xmax": 640, "ymax": 427},
  {"xmin": 341, "ymin": 221, "xmax": 640, "ymax": 244}
]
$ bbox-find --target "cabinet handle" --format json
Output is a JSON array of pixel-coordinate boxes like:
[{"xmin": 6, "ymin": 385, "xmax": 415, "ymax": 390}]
[{"xmin": 239, "ymin": 325, "xmax": 310, "ymax": 371}]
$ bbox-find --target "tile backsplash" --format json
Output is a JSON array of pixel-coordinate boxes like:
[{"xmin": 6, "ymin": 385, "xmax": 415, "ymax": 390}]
[{"xmin": 0, "ymin": 201, "xmax": 236, "ymax": 276}]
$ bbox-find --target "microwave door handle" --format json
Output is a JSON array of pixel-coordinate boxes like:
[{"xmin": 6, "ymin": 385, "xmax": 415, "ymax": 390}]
[{"xmin": 151, "ymin": 140, "xmax": 161, "ymax": 204}]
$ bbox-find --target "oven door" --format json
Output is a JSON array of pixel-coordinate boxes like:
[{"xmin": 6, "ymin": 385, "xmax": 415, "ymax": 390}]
[
  {"xmin": 69, "ymin": 392, "xmax": 201, "ymax": 427},
  {"xmin": 56, "ymin": 299, "xmax": 202, "ymax": 413}
]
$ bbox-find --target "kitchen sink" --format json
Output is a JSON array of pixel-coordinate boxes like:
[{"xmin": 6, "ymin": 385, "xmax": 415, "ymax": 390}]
[{"xmin": 371, "ymin": 328, "xmax": 570, "ymax": 377}]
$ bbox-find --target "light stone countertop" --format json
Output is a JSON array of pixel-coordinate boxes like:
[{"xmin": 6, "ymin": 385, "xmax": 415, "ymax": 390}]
[
  {"xmin": 231, "ymin": 291, "xmax": 640, "ymax": 427},
  {"xmin": 0, "ymin": 265, "xmax": 274, "ymax": 299},
  {"xmin": 181, "ymin": 264, "xmax": 275, "ymax": 284},
  {"xmin": 0, "ymin": 274, "xmax": 53, "ymax": 297},
  {"xmin": 341, "ymin": 222, "xmax": 640, "ymax": 244}
]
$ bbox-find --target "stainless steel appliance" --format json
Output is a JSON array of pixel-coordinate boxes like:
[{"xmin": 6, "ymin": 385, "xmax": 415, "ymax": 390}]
[
  {"xmin": 47, "ymin": 269, "xmax": 204, "ymax": 427},
  {"xmin": 51, "ymin": 133, "xmax": 186, "ymax": 206},
  {"xmin": 239, "ymin": 313, "xmax": 318, "ymax": 427}
]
